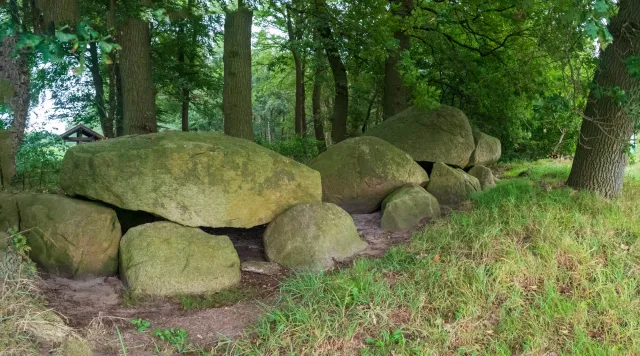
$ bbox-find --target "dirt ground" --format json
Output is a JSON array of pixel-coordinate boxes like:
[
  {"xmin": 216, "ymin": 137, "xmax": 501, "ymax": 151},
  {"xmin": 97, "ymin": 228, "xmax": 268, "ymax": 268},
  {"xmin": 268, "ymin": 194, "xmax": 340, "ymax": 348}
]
[{"xmin": 41, "ymin": 212, "xmax": 416, "ymax": 355}]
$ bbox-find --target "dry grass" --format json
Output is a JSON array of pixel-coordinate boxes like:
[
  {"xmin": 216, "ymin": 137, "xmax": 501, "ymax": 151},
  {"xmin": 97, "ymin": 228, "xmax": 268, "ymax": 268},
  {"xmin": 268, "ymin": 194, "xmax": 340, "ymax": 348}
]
[{"xmin": 0, "ymin": 238, "xmax": 72, "ymax": 355}]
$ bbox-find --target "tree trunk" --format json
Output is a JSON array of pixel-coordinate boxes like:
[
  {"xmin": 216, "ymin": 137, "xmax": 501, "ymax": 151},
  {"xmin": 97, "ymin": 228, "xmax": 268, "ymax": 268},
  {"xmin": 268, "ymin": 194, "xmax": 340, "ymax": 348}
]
[
  {"xmin": 567, "ymin": 0, "xmax": 640, "ymax": 198},
  {"xmin": 286, "ymin": 1, "xmax": 306, "ymax": 137},
  {"xmin": 223, "ymin": 4, "xmax": 254, "ymax": 141},
  {"xmin": 119, "ymin": 0, "xmax": 158, "ymax": 135},
  {"xmin": 107, "ymin": 0, "xmax": 118, "ymax": 137},
  {"xmin": 35, "ymin": 0, "xmax": 79, "ymax": 28},
  {"xmin": 88, "ymin": 42, "xmax": 114, "ymax": 138},
  {"xmin": 0, "ymin": 3, "xmax": 29, "ymax": 187},
  {"xmin": 315, "ymin": 0, "xmax": 348, "ymax": 143},
  {"xmin": 383, "ymin": 0, "xmax": 413, "ymax": 120},
  {"xmin": 312, "ymin": 46, "xmax": 326, "ymax": 149}
]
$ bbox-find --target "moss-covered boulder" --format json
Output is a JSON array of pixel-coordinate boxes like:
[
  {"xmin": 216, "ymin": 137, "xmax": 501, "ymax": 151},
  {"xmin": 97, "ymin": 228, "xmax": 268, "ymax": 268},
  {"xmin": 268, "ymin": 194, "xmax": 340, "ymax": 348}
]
[
  {"xmin": 16, "ymin": 194, "xmax": 121, "ymax": 278},
  {"xmin": 468, "ymin": 131, "xmax": 501, "ymax": 167},
  {"xmin": 468, "ymin": 165, "xmax": 497, "ymax": 190},
  {"xmin": 309, "ymin": 137, "xmax": 429, "ymax": 214},
  {"xmin": 381, "ymin": 185, "xmax": 441, "ymax": 232},
  {"xmin": 427, "ymin": 163, "xmax": 480, "ymax": 205},
  {"xmin": 365, "ymin": 105, "xmax": 475, "ymax": 167},
  {"xmin": 61, "ymin": 132, "xmax": 321, "ymax": 229},
  {"xmin": 0, "ymin": 129, "xmax": 13, "ymax": 189},
  {"xmin": 264, "ymin": 203, "xmax": 368, "ymax": 270},
  {"xmin": 0, "ymin": 193, "xmax": 19, "ymax": 233},
  {"xmin": 120, "ymin": 221, "xmax": 240, "ymax": 296}
]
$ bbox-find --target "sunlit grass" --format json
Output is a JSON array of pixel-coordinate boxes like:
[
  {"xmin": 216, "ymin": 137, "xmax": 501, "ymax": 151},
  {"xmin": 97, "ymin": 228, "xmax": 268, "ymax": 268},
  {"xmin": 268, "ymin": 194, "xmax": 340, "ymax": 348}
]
[{"xmin": 227, "ymin": 161, "xmax": 640, "ymax": 355}]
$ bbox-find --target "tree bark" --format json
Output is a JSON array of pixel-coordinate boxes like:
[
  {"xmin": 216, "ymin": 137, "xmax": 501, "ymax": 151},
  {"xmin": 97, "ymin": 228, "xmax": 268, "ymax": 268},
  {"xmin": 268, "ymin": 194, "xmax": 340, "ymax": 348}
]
[
  {"xmin": 223, "ymin": 3, "xmax": 254, "ymax": 141},
  {"xmin": 315, "ymin": 0, "xmax": 348, "ymax": 143},
  {"xmin": 88, "ymin": 42, "xmax": 114, "ymax": 138},
  {"xmin": 312, "ymin": 45, "xmax": 326, "ymax": 149},
  {"xmin": 383, "ymin": 0, "xmax": 413, "ymax": 120},
  {"xmin": 0, "ymin": 2, "xmax": 30, "ymax": 187},
  {"xmin": 119, "ymin": 0, "xmax": 158, "ymax": 135},
  {"xmin": 285, "ymin": 1, "xmax": 307, "ymax": 137},
  {"xmin": 35, "ymin": 0, "xmax": 80, "ymax": 28},
  {"xmin": 107, "ymin": 0, "xmax": 118, "ymax": 137},
  {"xmin": 567, "ymin": 0, "xmax": 640, "ymax": 198}
]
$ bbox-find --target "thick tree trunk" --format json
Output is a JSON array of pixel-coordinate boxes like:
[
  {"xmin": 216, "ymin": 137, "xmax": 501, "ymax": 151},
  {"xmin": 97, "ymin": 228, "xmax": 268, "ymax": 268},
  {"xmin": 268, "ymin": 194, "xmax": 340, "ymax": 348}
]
[
  {"xmin": 88, "ymin": 42, "xmax": 114, "ymax": 138},
  {"xmin": 383, "ymin": 0, "xmax": 413, "ymax": 120},
  {"xmin": 294, "ymin": 54, "xmax": 306, "ymax": 136},
  {"xmin": 115, "ymin": 63, "xmax": 124, "ymax": 136},
  {"xmin": 0, "ymin": 4, "xmax": 29, "ymax": 187},
  {"xmin": 119, "ymin": 0, "xmax": 158, "ymax": 135},
  {"xmin": 223, "ymin": 4, "xmax": 254, "ymax": 141},
  {"xmin": 315, "ymin": 0, "xmax": 348, "ymax": 143},
  {"xmin": 107, "ymin": 0, "xmax": 118, "ymax": 138},
  {"xmin": 35, "ymin": 0, "xmax": 79, "ymax": 28},
  {"xmin": 312, "ymin": 48, "xmax": 326, "ymax": 150},
  {"xmin": 286, "ymin": 1, "xmax": 306, "ymax": 137},
  {"xmin": 567, "ymin": 0, "xmax": 640, "ymax": 198}
]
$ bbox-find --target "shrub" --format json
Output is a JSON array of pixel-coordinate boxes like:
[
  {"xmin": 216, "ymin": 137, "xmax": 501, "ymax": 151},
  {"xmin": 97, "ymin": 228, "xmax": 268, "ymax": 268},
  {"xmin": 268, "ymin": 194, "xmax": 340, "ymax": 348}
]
[
  {"xmin": 13, "ymin": 131, "xmax": 69, "ymax": 192},
  {"xmin": 260, "ymin": 136, "xmax": 323, "ymax": 164}
]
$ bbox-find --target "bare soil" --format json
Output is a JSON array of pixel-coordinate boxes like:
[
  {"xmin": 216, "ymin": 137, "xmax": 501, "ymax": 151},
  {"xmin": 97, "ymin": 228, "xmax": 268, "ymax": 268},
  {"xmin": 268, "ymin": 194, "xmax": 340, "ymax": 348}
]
[{"xmin": 41, "ymin": 212, "xmax": 418, "ymax": 354}]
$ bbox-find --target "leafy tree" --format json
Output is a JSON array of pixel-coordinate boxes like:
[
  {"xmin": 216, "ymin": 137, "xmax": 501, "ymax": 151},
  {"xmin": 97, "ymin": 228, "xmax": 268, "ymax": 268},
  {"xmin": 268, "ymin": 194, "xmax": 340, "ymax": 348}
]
[{"xmin": 568, "ymin": 0, "xmax": 640, "ymax": 197}]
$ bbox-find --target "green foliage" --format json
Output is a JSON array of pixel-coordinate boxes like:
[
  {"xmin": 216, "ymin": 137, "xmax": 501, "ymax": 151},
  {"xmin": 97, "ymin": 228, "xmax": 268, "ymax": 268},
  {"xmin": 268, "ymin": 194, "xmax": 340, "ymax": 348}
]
[
  {"xmin": 152, "ymin": 328, "xmax": 189, "ymax": 353},
  {"xmin": 628, "ymin": 56, "xmax": 640, "ymax": 81},
  {"xmin": 13, "ymin": 131, "xmax": 69, "ymax": 191},
  {"xmin": 260, "ymin": 136, "xmax": 322, "ymax": 163},
  {"xmin": 130, "ymin": 318, "xmax": 151, "ymax": 333}
]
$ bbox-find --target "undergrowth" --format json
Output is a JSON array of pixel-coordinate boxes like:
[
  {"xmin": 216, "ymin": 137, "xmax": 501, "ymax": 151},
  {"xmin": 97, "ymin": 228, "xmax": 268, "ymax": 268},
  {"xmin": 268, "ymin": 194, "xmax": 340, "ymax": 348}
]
[
  {"xmin": 0, "ymin": 229, "xmax": 72, "ymax": 355},
  {"xmin": 226, "ymin": 161, "xmax": 640, "ymax": 355}
]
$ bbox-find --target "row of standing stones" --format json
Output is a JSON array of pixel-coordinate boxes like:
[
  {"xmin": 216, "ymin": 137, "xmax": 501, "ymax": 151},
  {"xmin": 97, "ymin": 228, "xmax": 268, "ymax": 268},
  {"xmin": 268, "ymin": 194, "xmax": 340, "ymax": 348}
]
[{"xmin": 0, "ymin": 104, "xmax": 501, "ymax": 298}]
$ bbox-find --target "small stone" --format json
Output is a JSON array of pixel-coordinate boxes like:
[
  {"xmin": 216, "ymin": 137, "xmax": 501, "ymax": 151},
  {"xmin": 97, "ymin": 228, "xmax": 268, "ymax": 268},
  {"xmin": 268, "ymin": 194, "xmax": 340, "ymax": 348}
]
[{"xmin": 241, "ymin": 261, "xmax": 282, "ymax": 276}]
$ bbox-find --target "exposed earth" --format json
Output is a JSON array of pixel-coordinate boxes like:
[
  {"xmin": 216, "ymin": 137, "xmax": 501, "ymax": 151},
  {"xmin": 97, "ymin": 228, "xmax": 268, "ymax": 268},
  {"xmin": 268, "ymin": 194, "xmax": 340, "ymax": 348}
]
[{"xmin": 41, "ymin": 212, "xmax": 415, "ymax": 354}]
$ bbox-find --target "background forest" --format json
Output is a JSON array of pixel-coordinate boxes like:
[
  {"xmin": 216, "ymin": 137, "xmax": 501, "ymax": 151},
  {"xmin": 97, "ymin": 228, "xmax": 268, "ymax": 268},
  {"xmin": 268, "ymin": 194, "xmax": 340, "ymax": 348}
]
[{"xmin": 0, "ymin": 0, "xmax": 628, "ymax": 192}]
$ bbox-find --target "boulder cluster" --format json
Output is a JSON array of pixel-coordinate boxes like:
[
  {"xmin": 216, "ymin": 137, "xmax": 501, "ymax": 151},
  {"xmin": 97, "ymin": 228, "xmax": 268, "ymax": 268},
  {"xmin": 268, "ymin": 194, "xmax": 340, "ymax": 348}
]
[{"xmin": 0, "ymin": 104, "xmax": 500, "ymax": 298}]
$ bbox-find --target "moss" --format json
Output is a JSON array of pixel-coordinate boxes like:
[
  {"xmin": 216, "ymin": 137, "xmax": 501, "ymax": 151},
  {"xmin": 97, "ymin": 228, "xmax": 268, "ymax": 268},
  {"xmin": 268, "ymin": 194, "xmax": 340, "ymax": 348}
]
[
  {"xmin": 309, "ymin": 137, "xmax": 429, "ymax": 214},
  {"xmin": 61, "ymin": 132, "xmax": 322, "ymax": 228},
  {"xmin": 120, "ymin": 221, "xmax": 241, "ymax": 297},
  {"xmin": 0, "ymin": 79, "xmax": 14, "ymax": 105}
]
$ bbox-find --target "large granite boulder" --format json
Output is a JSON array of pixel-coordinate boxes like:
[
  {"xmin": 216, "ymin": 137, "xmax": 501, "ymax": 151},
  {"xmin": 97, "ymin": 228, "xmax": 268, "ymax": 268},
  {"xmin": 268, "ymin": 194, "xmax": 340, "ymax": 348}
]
[
  {"xmin": 17, "ymin": 194, "xmax": 121, "ymax": 278},
  {"xmin": 381, "ymin": 185, "xmax": 441, "ymax": 232},
  {"xmin": 468, "ymin": 165, "xmax": 497, "ymax": 190},
  {"xmin": 309, "ymin": 137, "xmax": 429, "ymax": 214},
  {"xmin": 0, "ymin": 193, "xmax": 19, "ymax": 232},
  {"xmin": 427, "ymin": 163, "xmax": 480, "ymax": 205},
  {"xmin": 120, "ymin": 221, "xmax": 240, "ymax": 296},
  {"xmin": 264, "ymin": 203, "xmax": 368, "ymax": 270},
  {"xmin": 365, "ymin": 105, "xmax": 475, "ymax": 167},
  {"xmin": 61, "ymin": 132, "xmax": 322, "ymax": 228},
  {"xmin": 0, "ymin": 129, "xmax": 13, "ymax": 189},
  {"xmin": 468, "ymin": 131, "xmax": 501, "ymax": 167}
]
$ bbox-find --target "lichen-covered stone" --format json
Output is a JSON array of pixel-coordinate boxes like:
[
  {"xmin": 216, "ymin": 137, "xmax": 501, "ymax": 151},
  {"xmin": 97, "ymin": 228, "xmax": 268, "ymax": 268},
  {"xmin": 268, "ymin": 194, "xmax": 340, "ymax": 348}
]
[
  {"xmin": 17, "ymin": 194, "xmax": 121, "ymax": 278},
  {"xmin": 468, "ymin": 131, "xmax": 501, "ymax": 167},
  {"xmin": 309, "ymin": 137, "xmax": 429, "ymax": 214},
  {"xmin": 61, "ymin": 132, "xmax": 322, "ymax": 228},
  {"xmin": 381, "ymin": 185, "xmax": 440, "ymax": 232},
  {"xmin": 468, "ymin": 165, "xmax": 497, "ymax": 190},
  {"xmin": 0, "ymin": 129, "xmax": 14, "ymax": 188},
  {"xmin": 366, "ymin": 105, "xmax": 475, "ymax": 167},
  {"xmin": 120, "ymin": 221, "xmax": 240, "ymax": 296},
  {"xmin": 61, "ymin": 337, "xmax": 93, "ymax": 356},
  {"xmin": 427, "ymin": 163, "xmax": 481, "ymax": 205},
  {"xmin": 264, "ymin": 203, "xmax": 368, "ymax": 270},
  {"xmin": 0, "ymin": 193, "xmax": 19, "ymax": 233}
]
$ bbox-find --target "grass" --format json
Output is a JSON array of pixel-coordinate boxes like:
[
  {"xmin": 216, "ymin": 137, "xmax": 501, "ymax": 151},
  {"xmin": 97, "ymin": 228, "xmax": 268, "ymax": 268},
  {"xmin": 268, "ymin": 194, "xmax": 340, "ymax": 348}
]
[
  {"xmin": 0, "ymin": 232, "xmax": 73, "ymax": 355},
  {"xmin": 227, "ymin": 160, "xmax": 640, "ymax": 355}
]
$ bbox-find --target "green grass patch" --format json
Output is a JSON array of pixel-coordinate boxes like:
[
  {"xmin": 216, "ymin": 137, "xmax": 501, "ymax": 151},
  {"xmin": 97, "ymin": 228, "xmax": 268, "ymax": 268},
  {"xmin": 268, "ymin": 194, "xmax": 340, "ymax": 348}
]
[{"xmin": 228, "ymin": 161, "xmax": 640, "ymax": 355}]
